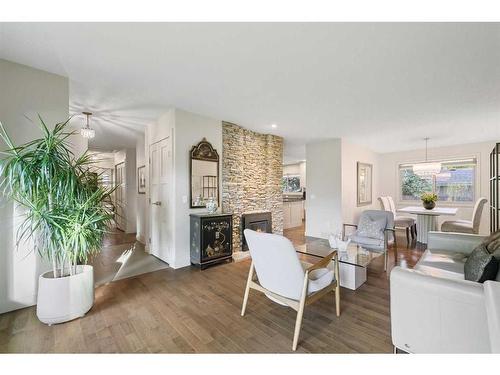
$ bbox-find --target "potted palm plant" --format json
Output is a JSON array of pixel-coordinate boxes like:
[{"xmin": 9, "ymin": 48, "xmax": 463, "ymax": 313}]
[{"xmin": 0, "ymin": 117, "xmax": 114, "ymax": 325}]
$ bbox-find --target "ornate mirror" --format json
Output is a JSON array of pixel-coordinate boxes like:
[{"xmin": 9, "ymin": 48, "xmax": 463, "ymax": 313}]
[{"xmin": 190, "ymin": 138, "xmax": 219, "ymax": 208}]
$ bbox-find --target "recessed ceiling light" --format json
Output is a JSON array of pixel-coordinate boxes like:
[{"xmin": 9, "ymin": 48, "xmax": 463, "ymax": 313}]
[{"xmin": 271, "ymin": 123, "xmax": 277, "ymax": 128}]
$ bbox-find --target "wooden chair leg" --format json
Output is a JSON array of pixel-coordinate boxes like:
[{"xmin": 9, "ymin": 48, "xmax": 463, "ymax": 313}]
[
  {"xmin": 241, "ymin": 261, "xmax": 254, "ymax": 317},
  {"xmin": 405, "ymin": 227, "xmax": 410, "ymax": 244},
  {"xmin": 293, "ymin": 272, "xmax": 310, "ymax": 351},
  {"xmin": 335, "ymin": 284, "xmax": 340, "ymax": 317},
  {"xmin": 292, "ymin": 296, "xmax": 306, "ymax": 351},
  {"xmin": 414, "ymin": 224, "xmax": 417, "ymax": 236}
]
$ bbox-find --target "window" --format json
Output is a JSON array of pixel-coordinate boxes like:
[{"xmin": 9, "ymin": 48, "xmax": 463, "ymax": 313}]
[
  {"xmin": 399, "ymin": 158, "xmax": 476, "ymax": 202},
  {"xmin": 282, "ymin": 175, "xmax": 301, "ymax": 193}
]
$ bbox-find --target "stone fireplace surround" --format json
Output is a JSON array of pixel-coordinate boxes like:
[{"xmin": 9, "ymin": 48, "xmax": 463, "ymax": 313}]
[{"xmin": 221, "ymin": 122, "xmax": 283, "ymax": 256}]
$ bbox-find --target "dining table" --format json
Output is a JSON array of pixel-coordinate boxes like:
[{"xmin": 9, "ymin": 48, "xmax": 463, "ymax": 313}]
[{"xmin": 397, "ymin": 206, "xmax": 458, "ymax": 244}]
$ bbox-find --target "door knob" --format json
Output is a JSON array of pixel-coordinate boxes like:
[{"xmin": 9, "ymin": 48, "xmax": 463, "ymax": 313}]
[{"xmin": 152, "ymin": 201, "xmax": 162, "ymax": 206}]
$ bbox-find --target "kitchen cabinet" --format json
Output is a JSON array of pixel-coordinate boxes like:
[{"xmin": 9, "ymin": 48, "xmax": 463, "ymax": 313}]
[{"xmin": 283, "ymin": 200, "xmax": 304, "ymax": 229}]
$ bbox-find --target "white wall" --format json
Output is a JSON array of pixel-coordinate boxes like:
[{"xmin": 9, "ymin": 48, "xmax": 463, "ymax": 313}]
[
  {"xmin": 114, "ymin": 148, "xmax": 137, "ymax": 234},
  {"xmin": 0, "ymin": 59, "xmax": 75, "ymax": 313},
  {"xmin": 378, "ymin": 141, "xmax": 495, "ymax": 235},
  {"xmin": 136, "ymin": 134, "xmax": 147, "ymax": 244},
  {"xmin": 305, "ymin": 139, "xmax": 342, "ymax": 238},
  {"xmin": 145, "ymin": 108, "xmax": 222, "ymax": 268},
  {"xmin": 172, "ymin": 109, "xmax": 222, "ymax": 268},
  {"xmin": 88, "ymin": 150, "xmax": 116, "ymax": 169},
  {"xmin": 341, "ymin": 139, "xmax": 380, "ymax": 225}
]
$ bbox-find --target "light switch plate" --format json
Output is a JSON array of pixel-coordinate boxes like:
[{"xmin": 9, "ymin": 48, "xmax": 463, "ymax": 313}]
[{"xmin": 182, "ymin": 195, "xmax": 188, "ymax": 203}]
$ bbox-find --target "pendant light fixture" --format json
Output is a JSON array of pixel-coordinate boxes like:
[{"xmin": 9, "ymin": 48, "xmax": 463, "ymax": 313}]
[
  {"xmin": 80, "ymin": 111, "xmax": 95, "ymax": 139},
  {"xmin": 413, "ymin": 137, "xmax": 441, "ymax": 176}
]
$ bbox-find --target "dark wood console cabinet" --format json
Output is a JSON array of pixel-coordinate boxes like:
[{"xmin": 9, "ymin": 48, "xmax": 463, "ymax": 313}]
[{"xmin": 190, "ymin": 213, "xmax": 233, "ymax": 269}]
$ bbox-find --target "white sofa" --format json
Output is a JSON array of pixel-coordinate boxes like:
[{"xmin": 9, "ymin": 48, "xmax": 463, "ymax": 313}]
[{"xmin": 390, "ymin": 231, "xmax": 500, "ymax": 353}]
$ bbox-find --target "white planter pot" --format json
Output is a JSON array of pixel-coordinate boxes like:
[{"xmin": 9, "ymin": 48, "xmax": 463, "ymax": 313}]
[{"xmin": 36, "ymin": 265, "xmax": 94, "ymax": 325}]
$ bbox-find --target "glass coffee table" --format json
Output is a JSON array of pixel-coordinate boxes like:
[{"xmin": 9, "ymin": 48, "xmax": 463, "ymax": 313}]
[{"xmin": 295, "ymin": 238, "xmax": 382, "ymax": 290}]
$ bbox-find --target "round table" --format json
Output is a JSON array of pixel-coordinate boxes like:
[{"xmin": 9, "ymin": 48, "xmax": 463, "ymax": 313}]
[{"xmin": 397, "ymin": 206, "xmax": 458, "ymax": 244}]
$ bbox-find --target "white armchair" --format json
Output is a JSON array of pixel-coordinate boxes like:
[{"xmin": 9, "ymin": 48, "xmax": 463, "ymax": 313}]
[
  {"xmin": 390, "ymin": 231, "xmax": 500, "ymax": 353},
  {"xmin": 343, "ymin": 210, "xmax": 396, "ymax": 271},
  {"xmin": 241, "ymin": 229, "xmax": 340, "ymax": 351}
]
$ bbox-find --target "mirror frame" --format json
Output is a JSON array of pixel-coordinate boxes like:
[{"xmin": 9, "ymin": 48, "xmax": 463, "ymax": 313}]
[{"xmin": 189, "ymin": 138, "xmax": 220, "ymax": 208}]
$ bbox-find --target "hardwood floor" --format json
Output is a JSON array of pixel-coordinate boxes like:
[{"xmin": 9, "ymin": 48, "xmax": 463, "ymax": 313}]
[
  {"xmin": 91, "ymin": 229, "xmax": 169, "ymax": 286},
  {"xmin": 0, "ymin": 225, "xmax": 425, "ymax": 353}
]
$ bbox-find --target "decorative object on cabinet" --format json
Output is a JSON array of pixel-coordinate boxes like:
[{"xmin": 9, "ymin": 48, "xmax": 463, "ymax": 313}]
[
  {"xmin": 190, "ymin": 138, "xmax": 219, "ymax": 208},
  {"xmin": 357, "ymin": 162, "xmax": 372, "ymax": 206},
  {"xmin": 190, "ymin": 213, "xmax": 233, "ymax": 269},
  {"xmin": 491, "ymin": 143, "xmax": 500, "ymax": 233},
  {"xmin": 137, "ymin": 165, "xmax": 146, "ymax": 194},
  {"xmin": 206, "ymin": 196, "xmax": 218, "ymax": 214}
]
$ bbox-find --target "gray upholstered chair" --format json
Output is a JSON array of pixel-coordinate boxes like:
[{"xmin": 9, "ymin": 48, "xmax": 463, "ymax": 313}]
[
  {"xmin": 241, "ymin": 229, "xmax": 340, "ymax": 351},
  {"xmin": 343, "ymin": 210, "xmax": 396, "ymax": 271},
  {"xmin": 378, "ymin": 196, "xmax": 416, "ymax": 244},
  {"xmin": 441, "ymin": 197, "xmax": 488, "ymax": 234}
]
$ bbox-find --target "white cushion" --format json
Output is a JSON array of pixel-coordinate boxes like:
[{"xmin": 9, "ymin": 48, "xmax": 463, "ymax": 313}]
[
  {"xmin": 308, "ymin": 268, "xmax": 335, "ymax": 294},
  {"xmin": 414, "ymin": 249, "xmax": 467, "ymax": 280},
  {"xmin": 441, "ymin": 220, "xmax": 475, "ymax": 234},
  {"xmin": 395, "ymin": 216, "xmax": 415, "ymax": 226}
]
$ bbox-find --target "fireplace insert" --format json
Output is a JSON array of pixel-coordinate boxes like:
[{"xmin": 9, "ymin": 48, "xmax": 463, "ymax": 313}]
[{"xmin": 241, "ymin": 211, "xmax": 272, "ymax": 251}]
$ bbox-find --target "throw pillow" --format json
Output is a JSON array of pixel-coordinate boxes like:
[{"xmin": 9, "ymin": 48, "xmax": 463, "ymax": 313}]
[
  {"xmin": 356, "ymin": 215, "xmax": 386, "ymax": 240},
  {"xmin": 464, "ymin": 244, "xmax": 499, "ymax": 283},
  {"xmin": 487, "ymin": 248, "xmax": 500, "ymax": 282},
  {"xmin": 482, "ymin": 230, "xmax": 500, "ymax": 252}
]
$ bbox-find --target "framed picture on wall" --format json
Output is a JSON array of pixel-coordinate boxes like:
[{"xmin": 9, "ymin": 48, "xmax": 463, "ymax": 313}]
[
  {"xmin": 357, "ymin": 162, "xmax": 372, "ymax": 206},
  {"xmin": 138, "ymin": 165, "xmax": 146, "ymax": 194}
]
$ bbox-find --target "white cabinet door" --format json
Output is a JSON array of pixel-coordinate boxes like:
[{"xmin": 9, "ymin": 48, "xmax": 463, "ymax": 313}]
[
  {"xmin": 290, "ymin": 201, "xmax": 303, "ymax": 228},
  {"xmin": 283, "ymin": 202, "xmax": 291, "ymax": 229}
]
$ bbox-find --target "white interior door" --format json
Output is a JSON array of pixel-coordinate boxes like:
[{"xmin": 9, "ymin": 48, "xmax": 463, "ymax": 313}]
[
  {"xmin": 115, "ymin": 162, "xmax": 126, "ymax": 231},
  {"xmin": 149, "ymin": 138, "xmax": 172, "ymax": 264}
]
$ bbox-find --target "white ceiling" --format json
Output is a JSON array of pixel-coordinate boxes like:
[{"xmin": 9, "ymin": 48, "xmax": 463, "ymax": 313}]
[{"xmin": 1, "ymin": 23, "xmax": 500, "ymax": 160}]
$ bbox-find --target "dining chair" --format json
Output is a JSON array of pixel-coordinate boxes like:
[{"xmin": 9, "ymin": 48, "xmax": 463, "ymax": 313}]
[
  {"xmin": 241, "ymin": 229, "xmax": 340, "ymax": 351},
  {"xmin": 378, "ymin": 196, "xmax": 416, "ymax": 244},
  {"xmin": 342, "ymin": 210, "xmax": 396, "ymax": 271},
  {"xmin": 441, "ymin": 197, "xmax": 488, "ymax": 234}
]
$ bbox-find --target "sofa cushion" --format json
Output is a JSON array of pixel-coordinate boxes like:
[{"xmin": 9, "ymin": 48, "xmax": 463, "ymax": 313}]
[
  {"xmin": 482, "ymin": 230, "xmax": 500, "ymax": 281},
  {"xmin": 486, "ymin": 247, "xmax": 500, "ymax": 281},
  {"xmin": 464, "ymin": 244, "xmax": 499, "ymax": 283},
  {"xmin": 415, "ymin": 249, "xmax": 467, "ymax": 280},
  {"xmin": 482, "ymin": 230, "xmax": 500, "ymax": 252}
]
